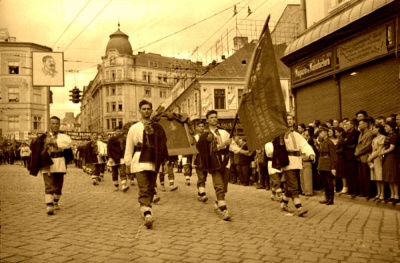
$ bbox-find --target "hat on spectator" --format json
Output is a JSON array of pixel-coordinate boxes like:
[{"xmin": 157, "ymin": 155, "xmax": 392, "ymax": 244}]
[
  {"xmin": 356, "ymin": 110, "xmax": 368, "ymax": 117},
  {"xmin": 318, "ymin": 124, "xmax": 329, "ymax": 132}
]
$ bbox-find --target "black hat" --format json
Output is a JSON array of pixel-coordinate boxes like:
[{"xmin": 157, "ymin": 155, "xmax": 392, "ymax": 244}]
[
  {"xmin": 356, "ymin": 110, "xmax": 368, "ymax": 117},
  {"xmin": 318, "ymin": 124, "xmax": 329, "ymax": 132}
]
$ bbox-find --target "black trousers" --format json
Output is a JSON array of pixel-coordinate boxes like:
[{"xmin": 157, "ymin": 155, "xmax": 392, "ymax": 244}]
[{"xmin": 320, "ymin": 170, "xmax": 334, "ymax": 200}]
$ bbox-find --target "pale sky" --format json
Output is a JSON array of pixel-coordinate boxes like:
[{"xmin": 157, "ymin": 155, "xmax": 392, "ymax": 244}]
[{"xmin": 0, "ymin": 0, "xmax": 300, "ymax": 118}]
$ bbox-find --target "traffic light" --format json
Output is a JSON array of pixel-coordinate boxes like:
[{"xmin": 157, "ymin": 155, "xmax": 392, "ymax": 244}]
[{"xmin": 70, "ymin": 87, "xmax": 81, "ymax": 103}]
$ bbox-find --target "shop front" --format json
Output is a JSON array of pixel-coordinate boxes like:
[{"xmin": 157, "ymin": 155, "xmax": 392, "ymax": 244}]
[{"xmin": 282, "ymin": 1, "xmax": 400, "ymax": 125}]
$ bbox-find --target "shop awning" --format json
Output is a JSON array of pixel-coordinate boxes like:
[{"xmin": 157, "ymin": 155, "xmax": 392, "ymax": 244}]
[{"xmin": 284, "ymin": 0, "xmax": 395, "ymax": 56}]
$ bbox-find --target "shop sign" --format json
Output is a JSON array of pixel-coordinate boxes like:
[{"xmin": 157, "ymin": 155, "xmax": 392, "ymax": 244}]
[
  {"xmin": 337, "ymin": 26, "xmax": 387, "ymax": 69},
  {"xmin": 292, "ymin": 51, "xmax": 333, "ymax": 83}
]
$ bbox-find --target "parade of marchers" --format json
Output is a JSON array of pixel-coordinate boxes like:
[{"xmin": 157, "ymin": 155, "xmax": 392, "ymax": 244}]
[{"xmin": 5, "ymin": 105, "xmax": 397, "ymax": 229}]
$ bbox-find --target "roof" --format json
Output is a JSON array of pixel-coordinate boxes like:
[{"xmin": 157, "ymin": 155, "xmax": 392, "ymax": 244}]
[
  {"xmin": 105, "ymin": 29, "xmax": 133, "ymax": 56},
  {"xmin": 284, "ymin": 0, "xmax": 395, "ymax": 57},
  {"xmin": 203, "ymin": 41, "xmax": 290, "ymax": 79}
]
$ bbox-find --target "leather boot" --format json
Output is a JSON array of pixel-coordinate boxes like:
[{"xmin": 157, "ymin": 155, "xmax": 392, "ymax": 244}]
[{"xmin": 326, "ymin": 196, "xmax": 334, "ymax": 205}]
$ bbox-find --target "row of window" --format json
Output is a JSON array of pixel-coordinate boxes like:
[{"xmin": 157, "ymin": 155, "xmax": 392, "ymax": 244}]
[
  {"xmin": 179, "ymin": 88, "xmax": 244, "ymax": 115},
  {"xmin": 106, "ymin": 101, "xmax": 123, "ymax": 112},
  {"xmin": 5, "ymin": 116, "xmax": 42, "ymax": 130},
  {"xmin": 106, "ymin": 118, "xmax": 123, "ymax": 130},
  {"xmin": 1, "ymin": 87, "xmax": 42, "ymax": 103},
  {"xmin": 105, "ymin": 86, "xmax": 167, "ymax": 98}
]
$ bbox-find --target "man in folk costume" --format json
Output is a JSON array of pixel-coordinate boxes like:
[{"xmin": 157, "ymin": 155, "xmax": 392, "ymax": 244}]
[
  {"xmin": 196, "ymin": 110, "xmax": 247, "ymax": 221},
  {"xmin": 124, "ymin": 100, "xmax": 168, "ymax": 228},
  {"xmin": 107, "ymin": 125, "xmax": 130, "ymax": 192},
  {"xmin": 29, "ymin": 116, "xmax": 73, "ymax": 215},
  {"xmin": 280, "ymin": 114, "xmax": 316, "ymax": 217}
]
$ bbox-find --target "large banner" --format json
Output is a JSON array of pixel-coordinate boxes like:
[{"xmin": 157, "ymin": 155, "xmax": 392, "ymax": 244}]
[
  {"xmin": 32, "ymin": 52, "xmax": 64, "ymax": 87},
  {"xmin": 238, "ymin": 16, "xmax": 288, "ymax": 151},
  {"xmin": 337, "ymin": 26, "xmax": 388, "ymax": 69}
]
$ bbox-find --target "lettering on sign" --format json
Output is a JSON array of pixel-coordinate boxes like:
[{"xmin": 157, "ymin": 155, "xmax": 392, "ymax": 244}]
[
  {"xmin": 337, "ymin": 26, "xmax": 387, "ymax": 69},
  {"xmin": 292, "ymin": 51, "xmax": 333, "ymax": 83}
]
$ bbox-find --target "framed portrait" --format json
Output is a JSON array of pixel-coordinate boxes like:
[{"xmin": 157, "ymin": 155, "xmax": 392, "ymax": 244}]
[{"xmin": 32, "ymin": 52, "xmax": 64, "ymax": 87}]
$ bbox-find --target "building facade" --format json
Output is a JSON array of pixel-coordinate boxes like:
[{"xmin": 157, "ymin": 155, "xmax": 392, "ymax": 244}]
[
  {"xmin": 282, "ymin": 0, "xmax": 400, "ymax": 125},
  {"xmin": 80, "ymin": 27, "xmax": 203, "ymax": 132},
  {"xmin": 164, "ymin": 40, "xmax": 291, "ymax": 135},
  {"xmin": 0, "ymin": 29, "xmax": 51, "ymax": 142}
]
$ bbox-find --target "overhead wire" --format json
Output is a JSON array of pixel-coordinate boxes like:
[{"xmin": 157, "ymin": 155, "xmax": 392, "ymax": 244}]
[
  {"xmin": 51, "ymin": 0, "xmax": 92, "ymax": 49},
  {"xmin": 63, "ymin": 0, "xmax": 113, "ymax": 52},
  {"xmin": 132, "ymin": 3, "xmax": 239, "ymax": 52}
]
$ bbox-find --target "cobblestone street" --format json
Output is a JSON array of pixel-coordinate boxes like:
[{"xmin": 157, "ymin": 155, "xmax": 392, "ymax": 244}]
[{"xmin": 1, "ymin": 164, "xmax": 400, "ymax": 263}]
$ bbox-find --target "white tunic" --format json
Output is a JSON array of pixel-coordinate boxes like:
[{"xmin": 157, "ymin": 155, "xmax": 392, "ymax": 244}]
[
  {"xmin": 124, "ymin": 121, "xmax": 156, "ymax": 173},
  {"xmin": 283, "ymin": 131, "xmax": 315, "ymax": 171},
  {"xmin": 41, "ymin": 133, "xmax": 72, "ymax": 174}
]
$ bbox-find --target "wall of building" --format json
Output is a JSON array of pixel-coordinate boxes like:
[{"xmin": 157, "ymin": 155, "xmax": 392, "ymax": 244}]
[{"xmin": 0, "ymin": 42, "xmax": 51, "ymax": 141}]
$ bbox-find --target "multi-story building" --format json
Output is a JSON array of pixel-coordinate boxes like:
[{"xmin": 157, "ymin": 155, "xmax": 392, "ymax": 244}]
[
  {"xmin": 282, "ymin": 0, "xmax": 400, "ymax": 124},
  {"xmin": 80, "ymin": 26, "xmax": 204, "ymax": 132},
  {"xmin": 0, "ymin": 29, "xmax": 51, "ymax": 142},
  {"xmin": 162, "ymin": 4, "xmax": 301, "ymax": 134}
]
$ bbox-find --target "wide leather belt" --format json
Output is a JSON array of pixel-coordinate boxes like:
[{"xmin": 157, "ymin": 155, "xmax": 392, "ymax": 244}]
[
  {"xmin": 50, "ymin": 152, "xmax": 64, "ymax": 158},
  {"xmin": 287, "ymin": 151, "xmax": 301, "ymax": 156}
]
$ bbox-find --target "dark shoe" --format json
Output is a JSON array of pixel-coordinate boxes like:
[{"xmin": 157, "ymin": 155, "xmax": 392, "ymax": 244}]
[
  {"xmin": 46, "ymin": 206, "xmax": 55, "ymax": 215},
  {"xmin": 326, "ymin": 198, "xmax": 334, "ymax": 205},
  {"xmin": 319, "ymin": 200, "xmax": 327, "ymax": 204},
  {"xmin": 153, "ymin": 196, "xmax": 160, "ymax": 204},
  {"xmin": 169, "ymin": 185, "xmax": 178, "ymax": 191},
  {"xmin": 292, "ymin": 207, "xmax": 308, "ymax": 217}
]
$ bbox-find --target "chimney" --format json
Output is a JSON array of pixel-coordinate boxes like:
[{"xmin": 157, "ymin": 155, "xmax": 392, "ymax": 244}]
[{"xmin": 233, "ymin": 36, "xmax": 248, "ymax": 51}]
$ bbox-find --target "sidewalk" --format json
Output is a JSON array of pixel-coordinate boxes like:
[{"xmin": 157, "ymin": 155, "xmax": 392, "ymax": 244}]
[{"xmin": 1, "ymin": 164, "xmax": 400, "ymax": 263}]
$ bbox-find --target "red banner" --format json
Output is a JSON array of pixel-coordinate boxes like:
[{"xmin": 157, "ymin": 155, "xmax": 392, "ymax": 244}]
[{"xmin": 238, "ymin": 16, "xmax": 288, "ymax": 151}]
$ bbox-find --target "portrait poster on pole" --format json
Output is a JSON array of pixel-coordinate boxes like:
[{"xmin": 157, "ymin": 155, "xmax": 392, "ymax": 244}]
[{"xmin": 32, "ymin": 52, "xmax": 64, "ymax": 87}]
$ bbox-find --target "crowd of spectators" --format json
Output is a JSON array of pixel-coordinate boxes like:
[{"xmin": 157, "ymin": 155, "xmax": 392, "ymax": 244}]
[{"xmin": 235, "ymin": 110, "xmax": 399, "ymax": 206}]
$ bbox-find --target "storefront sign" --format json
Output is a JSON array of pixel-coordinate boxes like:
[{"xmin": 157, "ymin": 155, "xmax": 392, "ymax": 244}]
[
  {"xmin": 292, "ymin": 51, "xmax": 333, "ymax": 83},
  {"xmin": 337, "ymin": 26, "xmax": 387, "ymax": 69}
]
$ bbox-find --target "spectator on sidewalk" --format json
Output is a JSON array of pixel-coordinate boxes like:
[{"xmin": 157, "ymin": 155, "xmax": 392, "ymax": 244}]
[
  {"xmin": 228, "ymin": 136, "xmax": 240, "ymax": 185},
  {"xmin": 335, "ymin": 127, "xmax": 347, "ymax": 194},
  {"xmin": 124, "ymin": 100, "xmax": 168, "ymax": 228},
  {"xmin": 354, "ymin": 117, "xmax": 374, "ymax": 200},
  {"xmin": 20, "ymin": 143, "xmax": 31, "ymax": 169},
  {"xmin": 368, "ymin": 124, "xmax": 386, "ymax": 201},
  {"xmin": 300, "ymin": 129, "xmax": 314, "ymax": 196},
  {"xmin": 343, "ymin": 118, "xmax": 360, "ymax": 198},
  {"xmin": 28, "ymin": 116, "xmax": 73, "ymax": 215},
  {"xmin": 316, "ymin": 125, "xmax": 337, "ymax": 205},
  {"xmin": 255, "ymin": 147, "xmax": 269, "ymax": 190},
  {"xmin": 237, "ymin": 138, "xmax": 252, "ymax": 186},
  {"xmin": 380, "ymin": 120, "xmax": 399, "ymax": 205}
]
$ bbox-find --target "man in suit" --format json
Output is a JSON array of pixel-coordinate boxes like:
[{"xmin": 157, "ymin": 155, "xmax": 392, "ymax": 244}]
[
  {"xmin": 343, "ymin": 118, "xmax": 360, "ymax": 197},
  {"xmin": 354, "ymin": 117, "xmax": 374, "ymax": 199}
]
